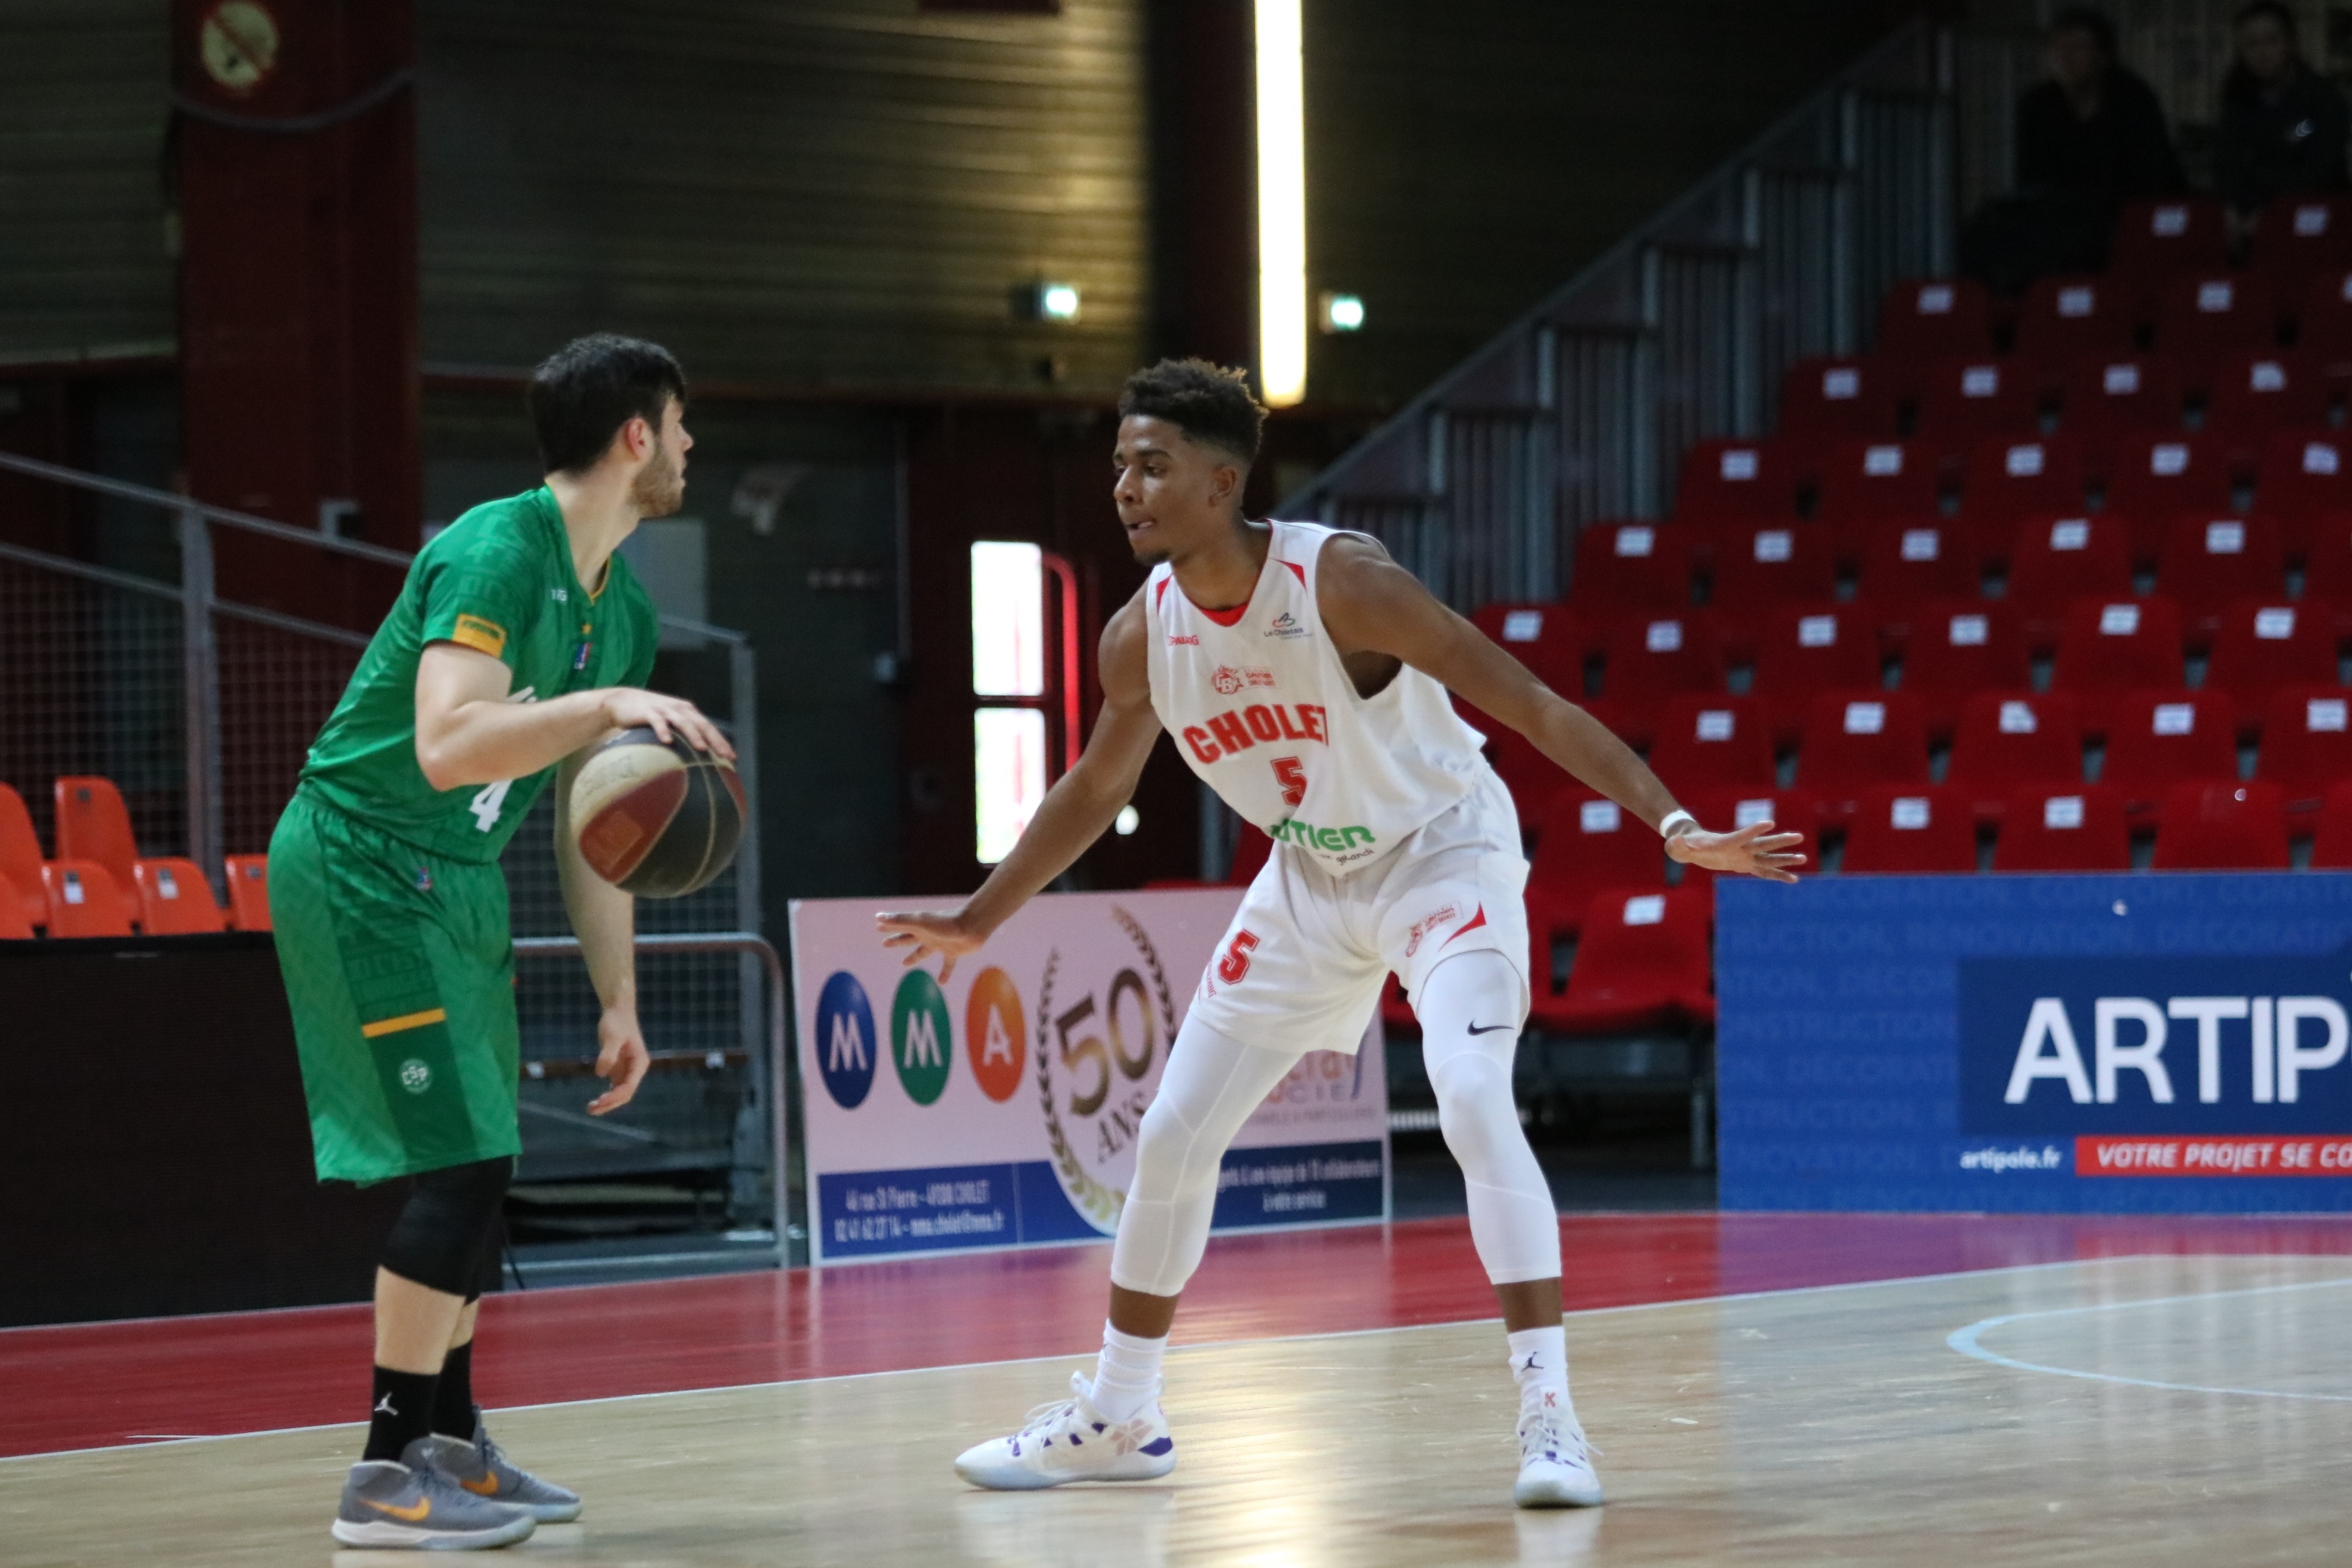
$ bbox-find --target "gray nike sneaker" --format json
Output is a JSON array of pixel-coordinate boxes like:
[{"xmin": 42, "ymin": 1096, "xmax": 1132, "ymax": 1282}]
[
  {"xmin": 330, "ymin": 1443, "xmax": 536, "ymax": 1550},
  {"xmin": 409, "ymin": 1414, "xmax": 583, "ymax": 1523}
]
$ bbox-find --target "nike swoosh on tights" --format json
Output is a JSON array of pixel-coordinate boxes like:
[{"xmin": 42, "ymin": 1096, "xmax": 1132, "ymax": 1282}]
[{"xmin": 1467, "ymin": 1023, "xmax": 1514, "ymax": 1035}]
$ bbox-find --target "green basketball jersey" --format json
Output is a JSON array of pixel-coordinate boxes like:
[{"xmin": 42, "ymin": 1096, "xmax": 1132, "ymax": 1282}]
[{"xmin": 299, "ymin": 485, "xmax": 660, "ymax": 862}]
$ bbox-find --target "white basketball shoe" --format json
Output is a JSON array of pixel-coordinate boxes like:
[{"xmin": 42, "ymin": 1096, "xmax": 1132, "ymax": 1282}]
[
  {"xmin": 953, "ymin": 1371, "xmax": 1178, "ymax": 1491},
  {"xmin": 1513, "ymin": 1400, "xmax": 1604, "ymax": 1508}
]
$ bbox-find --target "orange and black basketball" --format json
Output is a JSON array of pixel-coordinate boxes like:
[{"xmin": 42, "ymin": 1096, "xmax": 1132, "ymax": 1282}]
[{"xmin": 569, "ymin": 726, "xmax": 745, "ymax": 898}]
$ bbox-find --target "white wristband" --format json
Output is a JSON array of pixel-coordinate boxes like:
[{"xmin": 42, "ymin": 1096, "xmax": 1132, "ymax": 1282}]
[{"xmin": 1658, "ymin": 809, "xmax": 1697, "ymax": 840}]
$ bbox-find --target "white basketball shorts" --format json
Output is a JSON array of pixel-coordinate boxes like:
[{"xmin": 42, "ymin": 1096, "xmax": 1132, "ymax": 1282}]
[{"xmin": 1189, "ymin": 767, "xmax": 1532, "ymax": 1057}]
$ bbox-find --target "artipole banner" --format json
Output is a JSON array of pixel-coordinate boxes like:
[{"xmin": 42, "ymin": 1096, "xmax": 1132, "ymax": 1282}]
[{"xmin": 789, "ymin": 888, "xmax": 1389, "ymax": 1265}]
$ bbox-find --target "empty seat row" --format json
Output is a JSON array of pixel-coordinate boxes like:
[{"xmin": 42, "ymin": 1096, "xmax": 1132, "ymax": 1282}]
[
  {"xmin": 1675, "ymin": 428, "xmax": 2352, "ymax": 526},
  {"xmin": 1881, "ymin": 268, "xmax": 2352, "ymax": 366},
  {"xmin": 0, "ymin": 779, "xmax": 270, "ymax": 938}
]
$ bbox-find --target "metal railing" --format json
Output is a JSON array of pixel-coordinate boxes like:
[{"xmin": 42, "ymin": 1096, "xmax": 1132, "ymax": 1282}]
[
  {"xmin": 1280, "ymin": 18, "xmax": 1954, "ymax": 611},
  {"xmin": 514, "ymin": 932, "xmax": 792, "ymax": 1253},
  {"xmin": 0, "ymin": 450, "xmax": 771, "ymax": 1204}
]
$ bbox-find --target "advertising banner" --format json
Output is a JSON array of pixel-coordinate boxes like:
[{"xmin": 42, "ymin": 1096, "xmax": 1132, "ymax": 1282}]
[
  {"xmin": 789, "ymin": 888, "xmax": 1389, "ymax": 1264},
  {"xmin": 1716, "ymin": 873, "xmax": 2352, "ymax": 1212}
]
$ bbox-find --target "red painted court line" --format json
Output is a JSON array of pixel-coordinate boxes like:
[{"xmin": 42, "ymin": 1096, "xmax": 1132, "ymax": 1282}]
[{"xmin": 6, "ymin": 1212, "xmax": 2352, "ymax": 1460}]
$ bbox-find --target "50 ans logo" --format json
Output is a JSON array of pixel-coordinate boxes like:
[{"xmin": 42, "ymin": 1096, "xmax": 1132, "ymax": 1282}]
[{"xmin": 1037, "ymin": 906, "xmax": 1178, "ymax": 1234}]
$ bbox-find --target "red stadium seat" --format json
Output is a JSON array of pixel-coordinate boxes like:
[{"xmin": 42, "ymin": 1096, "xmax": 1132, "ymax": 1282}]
[
  {"xmin": 1913, "ymin": 358, "xmax": 2041, "ymax": 458},
  {"xmin": 2250, "ymin": 194, "xmax": 2352, "ymax": 300},
  {"xmin": 2255, "ymin": 687, "xmax": 2352, "ymax": 831},
  {"xmin": 1795, "ymin": 690, "xmax": 1931, "ymax": 821},
  {"xmin": 2003, "ymin": 514, "xmax": 2134, "ymax": 647},
  {"xmin": 2150, "ymin": 273, "xmax": 2277, "ymax": 367},
  {"xmin": 1840, "ymin": 784, "xmax": 1977, "ymax": 874},
  {"xmin": 2109, "ymin": 198, "xmax": 2230, "ymax": 298},
  {"xmin": 2050, "ymin": 596, "xmax": 2186, "ymax": 737},
  {"xmin": 1853, "ymin": 519, "xmax": 1983, "ymax": 612},
  {"xmin": 1813, "ymin": 440, "xmax": 1939, "ymax": 526},
  {"xmin": 133, "ymin": 858, "xmax": 227, "ymax": 936},
  {"xmin": 1874, "ymin": 277, "xmax": 1992, "ymax": 360},
  {"xmin": 2301, "ymin": 512, "xmax": 2352, "ymax": 643},
  {"xmin": 1899, "ymin": 601, "xmax": 2033, "ymax": 740},
  {"xmin": 2205, "ymin": 601, "xmax": 2339, "ymax": 733},
  {"xmin": 2152, "ymin": 513, "xmax": 2288, "ymax": 637},
  {"xmin": 1646, "ymin": 695, "xmax": 1776, "ymax": 796},
  {"xmin": 1675, "ymin": 786, "xmax": 1815, "ymax": 891},
  {"xmin": 1945, "ymin": 692, "xmax": 2086, "ymax": 822},
  {"xmin": 2311, "ymin": 778, "xmax": 2352, "ymax": 867},
  {"xmin": 1588, "ymin": 614, "xmax": 1725, "ymax": 748},
  {"xmin": 1958, "ymin": 435, "xmax": 2087, "ymax": 524},
  {"xmin": 2203, "ymin": 352, "xmax": 2328, "ymax": 449},
  {"xmin": 2151, "ymin": 781, "xmax": 2290, "ymax": 870},
  {"xmin": 224, "ymin": 853, "xmax": 273, "ymax": 932},
  {"xmin": 1531, "ymin": 888, "xmax": 1714, "ymax": 1035},
  {"xmin": 1696, "ymin": 522, "xmax": 1836, "ymax": 654},
  {"xmin": 2295, "ymin": 266, "xmax": 2352, "ymax": 362},
  {"xmin": 2252, "ymin": 432, "xmax": 2352, "ymax": 545},
  {"xmin": 1525, "ymin": 789, "xmax": 1666, "ymax": 950},
  {"xmin": 2102, "ymin": 435, "xmax": 2233, "ymax": 559},
  {"xmin": 1748, "ymin": 602, "xmax": 1883, "ymax": 746},
  {"xmin": 1675, "ymin": 439, "xmax": 1800, "ymax": 521},
  {"xmin": 1991, "ymin": 783, "xmax": 2132, "ymax": 872},
  {"xmin": 42, "ymin": 860, "xmax": 134, "ymax": 939},
  {"xmin": 54, "ymin": 775, "xmax": 139, "ymax": 898},
  {"xmin": 0, "ymin": 874, "xmax": 32, "ymax": 940},
  {"xmin": 0, "ymin": 784, "xmax": 45, "ymax": 932},
  {"xmin": 2101, "ymin": 691, "xmax": 2238, "ymax": 825},
  {"xmin": 2013, "ymin": 274, "xmax": 2136, "ymax": 373},
  {"xmin": 1471, "ymin": 601, "xmax": 1589, "ymax": 691},
  {"xmin": 1566, "ymin": 522, "xmax": 1694, "ymax": 617},
  {"xmin": 1775, "ymin": 356, "xmax": 1901, "ymax": 443},
  {"xmin": 2056, "ymin": 354, "xmax": 2184, "ymax": 454}
]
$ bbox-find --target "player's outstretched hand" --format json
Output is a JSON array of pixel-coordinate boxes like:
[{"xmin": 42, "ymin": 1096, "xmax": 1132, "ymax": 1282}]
[
  {"xmin": 1664, "ymin": 819, "xmax": 1807, "ymax": 884},
  {"xmin": 589, "ymin": 1002, "xmax": 650, "ymax": 1114},
  {"xmin": 600, "ymin": 688, "xmax": 736, "ymax": 759},
  {"xmin": 875, "ymin": 908, "xmax": 986, "ymax": 983}
]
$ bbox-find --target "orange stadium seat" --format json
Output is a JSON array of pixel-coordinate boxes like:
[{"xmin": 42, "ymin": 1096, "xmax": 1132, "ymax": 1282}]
[
  {"xmin": 0, "ymin": 784, "xmax": 46, "ymax": 932},
  {"xmin": 1991, "ymin": 784, "xmax": 2132, "ymax": 873},
  {"xmin": 224, "ymin": 853, "xmax": 273, "ymax": 930},
  {"xmin": 134, "ymin": 858, "xmax": 227, "ymax": 936},
  {"xmin": 1840, "ymin": 784, "xmax": 1977, "ymax": 874},
  {"xmin": 1532, "ymin": 888, "xmax": 1714, "ymax": 1034},
  {"xmin": 43, "ymin": 860, "xmax": 134, "ymax": 939},
  {"xmin": 54, "ymin": 776, "xmax": 140, "ymax": 895},
  {"xmin": 2151, "ymin": 782, "xmax": 2290, "ymax": 870},
  {"xmin": 0, "ymin": 876, "xmax": 31, "ymax": 940}
]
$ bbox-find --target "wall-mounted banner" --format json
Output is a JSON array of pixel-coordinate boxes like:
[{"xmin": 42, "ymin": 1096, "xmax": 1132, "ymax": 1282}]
[
  {"xmin": 1717, "ymin": 873, "xmax": 2352, "ymax": 1212},
  {"xmin": 789, "ymin": 888, "xmax": 1389, "ymax": 1264}
]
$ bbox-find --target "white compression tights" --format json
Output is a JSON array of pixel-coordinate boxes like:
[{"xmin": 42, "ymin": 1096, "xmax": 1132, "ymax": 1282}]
[{"xmin": 1109, "ymin": 948, "xmax": 1560, "ymax": 1298}]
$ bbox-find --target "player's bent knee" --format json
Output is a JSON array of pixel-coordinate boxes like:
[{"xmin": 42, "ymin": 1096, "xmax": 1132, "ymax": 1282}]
[
  {"xmin": 1129, "ymin": 1093, "xmax": 1214, "ymax": 1204},
  {"xmin": 381, "ymin": 1155, "xmax": 514, "ymax": 1297}
]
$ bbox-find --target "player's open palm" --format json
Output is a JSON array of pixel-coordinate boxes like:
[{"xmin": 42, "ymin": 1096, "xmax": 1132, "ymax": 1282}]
[
  {"xmin": 876, "ymin": 908, "xmax": 986, "ymax": 982},
  {"xmin": 1666, "ymin": 819, "xmax": 1807, "ymax": 883},
  {"xmin": 589, "ymin": 1003, "xmax": 650, "ymax": 1114}
]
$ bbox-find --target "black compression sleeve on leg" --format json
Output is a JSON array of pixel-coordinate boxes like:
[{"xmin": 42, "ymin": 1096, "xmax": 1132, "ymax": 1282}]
[{"xmin": 380, "ymin": 1155, "xmax": 514, "ymax": 1297}]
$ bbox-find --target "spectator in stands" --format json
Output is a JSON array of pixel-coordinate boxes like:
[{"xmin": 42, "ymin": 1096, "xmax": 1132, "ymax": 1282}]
[
  {"xmin": 1962, "ymin": 7, "xmax": 2187, "ymax": 294},
  {"xmin": 2214, "ymin": 0, "xmax": 2347, "ymax": 233}
]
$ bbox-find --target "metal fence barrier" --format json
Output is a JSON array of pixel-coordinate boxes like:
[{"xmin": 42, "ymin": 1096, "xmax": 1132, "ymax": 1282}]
[{"xmin": 0, "ymin": 449, "xmax": 769, "ymax": 1209}]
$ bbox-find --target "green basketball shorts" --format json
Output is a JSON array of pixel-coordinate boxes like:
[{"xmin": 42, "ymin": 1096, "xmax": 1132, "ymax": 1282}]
[{"xmin": 269, "ymin": 790, "xmax": 523, "ymax": 1185}]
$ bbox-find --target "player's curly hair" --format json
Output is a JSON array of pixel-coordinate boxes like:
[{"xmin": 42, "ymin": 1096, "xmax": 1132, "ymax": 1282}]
[{"xmin": 1118, "ymin": 359, "xmax": 1266, "ymax": 465}]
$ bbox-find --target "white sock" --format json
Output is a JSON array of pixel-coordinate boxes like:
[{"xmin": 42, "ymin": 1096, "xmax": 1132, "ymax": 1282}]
[
  {"xmin": 1507, "ymin": 1325, "xmax": 1575, "ymax": 1424},
  {"xmin": 1090, "ymin": 1323, "xmax": 1167, "ymax": 1422}
]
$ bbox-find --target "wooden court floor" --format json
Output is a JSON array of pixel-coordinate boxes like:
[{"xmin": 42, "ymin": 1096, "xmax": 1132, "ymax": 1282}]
[{"xmin": 7, "ymin": 1252, "xmax": 2349, "ymax": 1566}]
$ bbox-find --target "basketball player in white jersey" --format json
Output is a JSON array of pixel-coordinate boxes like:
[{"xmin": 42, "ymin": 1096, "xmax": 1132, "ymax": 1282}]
[{"xmin": 876, "ymin": 360, "xmax": 1801, "ymax": 1507}]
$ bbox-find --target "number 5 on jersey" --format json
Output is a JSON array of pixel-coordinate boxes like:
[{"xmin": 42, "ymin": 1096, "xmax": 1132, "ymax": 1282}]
[
  {"xmin": 1217, "ymin": 929, "xmax": 1259, "ymax": 984},
  {"xmin": 1271, "ymin": 756, "xmax": 1306, "ymax": 808}
]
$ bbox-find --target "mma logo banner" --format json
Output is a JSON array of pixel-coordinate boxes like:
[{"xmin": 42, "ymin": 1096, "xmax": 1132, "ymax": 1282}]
[{"xmin": 789, "ymin": 888, "xmax": 1388, "ymax": 1264}]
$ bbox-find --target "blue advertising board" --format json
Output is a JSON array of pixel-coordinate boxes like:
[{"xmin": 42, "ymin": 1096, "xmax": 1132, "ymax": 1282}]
[{"xmin": 1716, "ymin": 874, "xmax": 2352, "ymax": 1212}]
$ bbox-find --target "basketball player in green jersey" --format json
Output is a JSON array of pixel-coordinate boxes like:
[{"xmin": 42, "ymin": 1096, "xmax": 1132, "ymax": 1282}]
[{"xmin": 268, "ymin": 334, "xmax": 733, "ymax": 1549}]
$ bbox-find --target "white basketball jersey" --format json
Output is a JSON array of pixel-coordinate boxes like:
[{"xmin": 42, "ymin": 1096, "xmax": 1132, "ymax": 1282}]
[{"xmin": 1143, "ymin": 519, "xmax": 1489, "ymax": 873}]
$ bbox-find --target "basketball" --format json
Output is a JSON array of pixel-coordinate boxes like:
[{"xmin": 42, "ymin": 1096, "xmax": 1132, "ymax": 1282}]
[{"xmin": 568, "ymin": 726, "xmax": 746, "ymax": 898}]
